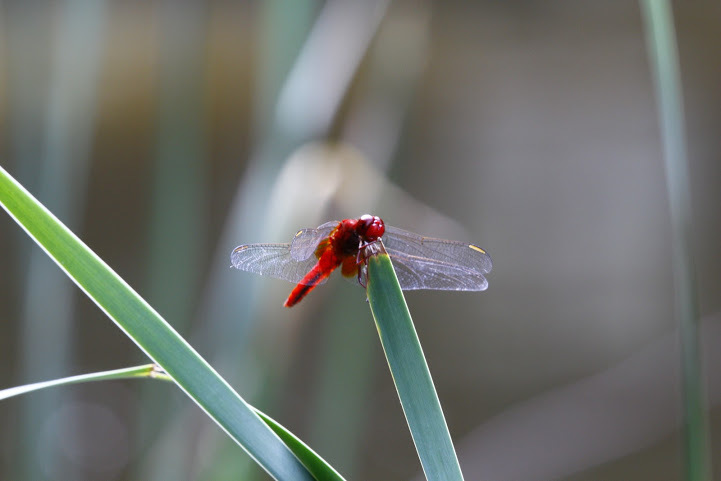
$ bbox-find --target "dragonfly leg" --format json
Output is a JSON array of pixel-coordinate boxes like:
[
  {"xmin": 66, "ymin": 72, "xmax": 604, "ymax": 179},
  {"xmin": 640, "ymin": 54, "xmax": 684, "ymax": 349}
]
[
  {"xmin": 356, "ymin": 238, "xmax": 381, "ymax": 263},
  {"xmin": 357, "ymin": 264, "xmax": 368, "ymax": 288},
  {"xmin": 355, "ymin": 239, "xmax": 381, "ymax": 288}
]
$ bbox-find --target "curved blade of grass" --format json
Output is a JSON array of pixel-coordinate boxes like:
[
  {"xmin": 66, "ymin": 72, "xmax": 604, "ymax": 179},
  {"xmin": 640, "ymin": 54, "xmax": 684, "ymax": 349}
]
[
  {"xmin": 0, "ymin": 365, "xmax": 346, "ymax": 481},
  {"xmin": 255, "ymin": 411, "xmax": 346, "ymax": 481},
  {"xmin": 0, "ymin": 365, "xmax": 162, "ymax": 401},
  {"xmin": 0, "ymin": 165, "xmax": 314, "ymax": 481},
  {"xmin": 365, "ymin": 241, "xmax": 464, "ymax": 481}
]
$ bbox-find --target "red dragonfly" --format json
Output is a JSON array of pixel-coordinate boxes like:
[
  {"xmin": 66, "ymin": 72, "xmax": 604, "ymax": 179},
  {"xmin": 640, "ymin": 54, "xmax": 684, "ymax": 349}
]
[{"xmin": 231, "ymin": 215, "xmax": 492, "ymax": 307}]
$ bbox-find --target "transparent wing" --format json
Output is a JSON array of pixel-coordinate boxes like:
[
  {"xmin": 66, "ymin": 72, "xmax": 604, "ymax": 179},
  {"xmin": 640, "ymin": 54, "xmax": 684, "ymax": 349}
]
[
  {"xmin": 230, "ymin": 243, "xmax": 325, "ymax": 286},
  {"xmin": 289, "ymin": 220, "xmax": 338, "ymax": 261},
  {"xmin": 382, "ymin": 226, "xmax": 493, "ymax": 291}
]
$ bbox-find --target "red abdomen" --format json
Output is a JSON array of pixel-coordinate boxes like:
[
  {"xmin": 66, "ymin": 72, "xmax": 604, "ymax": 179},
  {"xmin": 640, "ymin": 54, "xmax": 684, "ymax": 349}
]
[{"xmin": 284, "ymin": 249, "xmax": 342, "ymax": 307}]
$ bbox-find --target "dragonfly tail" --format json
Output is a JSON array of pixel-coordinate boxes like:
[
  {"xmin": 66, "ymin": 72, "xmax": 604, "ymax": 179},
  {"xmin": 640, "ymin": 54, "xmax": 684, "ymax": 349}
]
[
  {"xmin": 284, "ymin": 282, "xmax": 318, "ymax": 307},
  {"xmin": 283, "ymin": 256, "xmax": 337, "ymax": 307}
]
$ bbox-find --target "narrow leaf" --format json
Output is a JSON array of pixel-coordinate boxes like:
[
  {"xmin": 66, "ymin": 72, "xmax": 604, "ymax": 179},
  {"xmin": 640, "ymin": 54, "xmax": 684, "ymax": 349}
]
[
  {"xmin": 366, "ymin": 241, "xmax": 464, "ymax": 481},
  {"xmin": 0, "ymin": 365, "xmax": 160, "ymax": 401}
]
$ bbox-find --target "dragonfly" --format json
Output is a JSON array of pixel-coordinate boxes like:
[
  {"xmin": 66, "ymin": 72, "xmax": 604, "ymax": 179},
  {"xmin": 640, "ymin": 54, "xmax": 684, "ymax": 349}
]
[{"xmin": 231, "ymin": 215, "xmax": 492, "ymax": 307}]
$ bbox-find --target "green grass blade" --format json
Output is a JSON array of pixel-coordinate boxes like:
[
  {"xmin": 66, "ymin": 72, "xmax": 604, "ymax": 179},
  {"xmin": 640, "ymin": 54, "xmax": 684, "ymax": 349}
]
[
  {"xmin": 640, "ymin": 2, "xmax": 710, "ymax": 480},
  {"xmin": 0, "ymin": 365, "xmax": 161, "ymax": 401},
  {"xmin": 0, "ymin": 165, "xmax": 314, "ymax": 481},
  {"xmin": 366, "ymin": 242, "xmax": 464, "ymax": 481},
  {"xmin": 256, "ymin": 411, "xmax": 346, "ymax": 481},
  {"xmin": 0, "ymin": 364, "xmax": 346, "ymax": 481}
]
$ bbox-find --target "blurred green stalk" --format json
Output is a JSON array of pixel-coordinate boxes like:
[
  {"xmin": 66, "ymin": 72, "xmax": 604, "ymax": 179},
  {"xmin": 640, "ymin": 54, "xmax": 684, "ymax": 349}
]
[
  {"xmin": 190, "ymin": 2, "xmax": 389, "ymax": 479},
  {"xmin": 9, "ymin": 2, "xmax": 107, "ymax": 479},
  {"xmin": 133, "ymin": 3, "xmax": 208, "ymax": 480},
  {"xmin": 640, "ymin": 2, "xmax": 710, "ymax": 480},
  {"xmin": 306, "ymin": 10, "xmax": 430, "ymax": 476}
]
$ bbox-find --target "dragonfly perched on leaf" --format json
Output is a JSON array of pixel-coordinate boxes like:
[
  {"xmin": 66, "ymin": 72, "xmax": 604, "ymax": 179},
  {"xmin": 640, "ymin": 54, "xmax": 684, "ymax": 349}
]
[{"xmin": 231, "ymin": 215, "xmax": 492, "ymax": 307}]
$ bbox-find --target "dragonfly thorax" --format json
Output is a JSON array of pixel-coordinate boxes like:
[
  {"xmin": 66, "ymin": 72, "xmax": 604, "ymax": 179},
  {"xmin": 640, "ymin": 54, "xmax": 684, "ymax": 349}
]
[{"xmin": 331, "ymin": 216, "xmax": 385, "ymax": 256}]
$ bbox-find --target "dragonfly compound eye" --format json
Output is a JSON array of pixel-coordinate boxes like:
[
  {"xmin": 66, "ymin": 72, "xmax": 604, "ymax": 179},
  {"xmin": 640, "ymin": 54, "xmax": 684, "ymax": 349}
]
[{"xmin": 361, "ymin": 215, "xmax": 384, "ymax": 239}]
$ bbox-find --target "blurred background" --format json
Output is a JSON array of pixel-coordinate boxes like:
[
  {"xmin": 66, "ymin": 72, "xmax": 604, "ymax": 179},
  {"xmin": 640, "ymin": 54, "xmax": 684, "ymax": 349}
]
[{"xmin": 1, "ymin": 1, "xmax": 720, "ymax": 480}]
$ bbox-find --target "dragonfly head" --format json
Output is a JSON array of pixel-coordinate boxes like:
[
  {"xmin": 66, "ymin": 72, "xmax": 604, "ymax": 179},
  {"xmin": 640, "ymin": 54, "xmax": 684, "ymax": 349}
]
[{"xmin": 358, "ymin": 214, "xmax": 385, "ymax": 240}]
